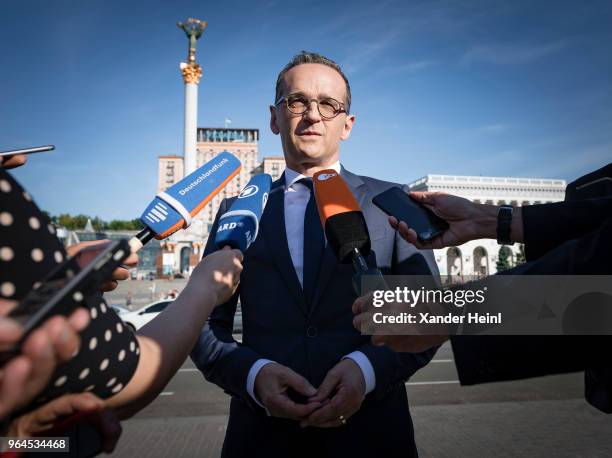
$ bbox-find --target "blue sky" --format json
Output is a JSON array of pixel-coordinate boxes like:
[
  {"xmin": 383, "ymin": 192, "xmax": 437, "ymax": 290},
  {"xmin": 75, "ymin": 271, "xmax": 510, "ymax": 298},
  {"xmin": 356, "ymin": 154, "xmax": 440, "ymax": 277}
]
[{"xmin": 2, "ymin": 0, "xmax": 611, "ymax": 219}]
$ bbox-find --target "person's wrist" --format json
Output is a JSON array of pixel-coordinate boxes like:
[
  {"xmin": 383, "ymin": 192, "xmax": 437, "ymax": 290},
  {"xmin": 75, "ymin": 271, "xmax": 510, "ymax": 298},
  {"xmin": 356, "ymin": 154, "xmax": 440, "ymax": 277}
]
[
  {"xmin": 253, "ymin": 364, "xmax": 273, "ymax": 403},
  {"xmin": 253, "ymin": 383, "xmax": 265, "ymax": 404},
  {"xmin": 182, "ymin": 279, "xmax": 218, "ymax": 309},
  {"xmin": 472, "ymin": 204, "xmax": 499, "ymax": 239},
  {"xmin": 342, "ymin": 358, "xmax": 366, "ymax": 394}
]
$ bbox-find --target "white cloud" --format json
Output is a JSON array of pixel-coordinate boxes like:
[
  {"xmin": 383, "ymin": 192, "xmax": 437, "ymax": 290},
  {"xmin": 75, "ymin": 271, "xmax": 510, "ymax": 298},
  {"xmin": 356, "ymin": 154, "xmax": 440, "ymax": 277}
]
[
  {"xmin": 461, "ymin": 40, "xmax": 569, "ymax": 66},
  {"xmin": 375, "ymin": 60, "xmax": 436, "ymax": 77}
]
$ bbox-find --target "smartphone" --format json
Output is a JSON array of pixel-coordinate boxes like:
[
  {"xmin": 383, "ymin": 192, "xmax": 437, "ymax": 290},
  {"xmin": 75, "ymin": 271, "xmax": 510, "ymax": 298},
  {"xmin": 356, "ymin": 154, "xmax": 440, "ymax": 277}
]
[
  {"xmin": 372, "ymin": 187, "xmax": 449, "ymax": 242},
  {"xmin": 0, "ymin": 239, "xmax": 130, "ymax": 365},
  {"xmin": 0, "ymin": 145, "xmax": 54, "ymax": 157}
]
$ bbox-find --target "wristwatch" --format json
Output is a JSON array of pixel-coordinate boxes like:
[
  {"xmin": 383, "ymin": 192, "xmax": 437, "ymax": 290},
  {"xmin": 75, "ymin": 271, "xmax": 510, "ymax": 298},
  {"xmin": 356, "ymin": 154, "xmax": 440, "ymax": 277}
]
[{"xmin": 496, "ymin": 205, "xmax": 514, "ymax": 245}]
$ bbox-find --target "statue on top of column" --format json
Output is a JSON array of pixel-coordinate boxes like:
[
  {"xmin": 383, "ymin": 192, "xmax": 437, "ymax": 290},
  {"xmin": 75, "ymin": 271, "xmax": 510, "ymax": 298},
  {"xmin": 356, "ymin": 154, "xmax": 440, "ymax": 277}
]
[
  {"xmin": 177, "ymin": 18, "xmax": 207, "ymax": 84},
  {"xmin": 177, "ymin": 18, "xmax": 207, "ymax": 64}
]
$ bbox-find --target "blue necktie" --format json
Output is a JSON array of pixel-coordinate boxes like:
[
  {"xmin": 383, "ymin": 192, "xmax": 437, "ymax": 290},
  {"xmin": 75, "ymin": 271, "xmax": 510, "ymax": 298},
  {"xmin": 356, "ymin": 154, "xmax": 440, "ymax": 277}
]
[{"xmin": 299, "ymin": 178, "xmax": 324, "ymax": 309}]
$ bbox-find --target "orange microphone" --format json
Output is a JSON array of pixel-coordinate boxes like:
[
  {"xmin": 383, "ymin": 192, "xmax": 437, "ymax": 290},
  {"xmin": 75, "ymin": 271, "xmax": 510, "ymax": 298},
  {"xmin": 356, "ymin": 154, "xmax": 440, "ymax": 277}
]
[
  {"xmin": 312, "ymin": 169, "xmax": 370, "ymax": 268},
  {"xmin": 312, "ymin": 170, "xmax": 389, "ymax": 298}
]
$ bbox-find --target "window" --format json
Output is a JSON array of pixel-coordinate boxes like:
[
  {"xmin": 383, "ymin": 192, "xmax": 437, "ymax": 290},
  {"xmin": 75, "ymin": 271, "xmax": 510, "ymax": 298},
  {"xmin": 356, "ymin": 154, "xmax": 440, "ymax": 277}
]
[{"xmin": 145, "ymin": 301, "xmax": 171, "ymax": 313}]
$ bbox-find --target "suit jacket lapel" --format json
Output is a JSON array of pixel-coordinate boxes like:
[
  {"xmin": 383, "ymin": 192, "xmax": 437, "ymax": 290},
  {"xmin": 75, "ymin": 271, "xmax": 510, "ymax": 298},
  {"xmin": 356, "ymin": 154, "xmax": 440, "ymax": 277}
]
[
  {"xmin": 309, "ymin": 167, "xmax": 367, "ymax": 316},
  {"xmin": 342, "ymin": 167, "xmax": 367, "ymax": 208},
  {"xmin": 261, "ymin": 175, "xmax": 309, "ymax": 317}
]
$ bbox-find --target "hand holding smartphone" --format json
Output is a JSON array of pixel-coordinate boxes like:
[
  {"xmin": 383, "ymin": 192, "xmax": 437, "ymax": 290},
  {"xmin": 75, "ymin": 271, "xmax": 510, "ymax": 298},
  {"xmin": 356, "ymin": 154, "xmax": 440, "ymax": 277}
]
[
  {"xmin": 0, "ymin": 145, "xmax": 54, "ymax": 157},
  {"xmin": 0, "ymin": 240, "xmax": 130, "ymax": 365},
  {"xmin": 373, "ymin": 187, "xmax": 449, "ymax": 242}
]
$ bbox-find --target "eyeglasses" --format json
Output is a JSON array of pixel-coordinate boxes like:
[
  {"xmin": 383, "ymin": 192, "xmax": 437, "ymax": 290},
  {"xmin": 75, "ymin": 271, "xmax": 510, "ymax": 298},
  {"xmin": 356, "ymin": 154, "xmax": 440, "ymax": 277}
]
[{"xmin": 275, "ymin": 94, "xmax": 347, "ymax": 119}]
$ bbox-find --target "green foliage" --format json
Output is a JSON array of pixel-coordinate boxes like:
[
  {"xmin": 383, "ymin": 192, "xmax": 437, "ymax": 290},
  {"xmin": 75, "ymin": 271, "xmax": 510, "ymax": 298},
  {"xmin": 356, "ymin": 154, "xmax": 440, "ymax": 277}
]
[
  {"xmin": 50, "ymin": 214, "xmax": 141, "ymax": 231},
  {"xmin": 57, "ymin": 214, "xmax": 90, "ymax": 230},
  {"xmin": 106, "ymin": 219, "xmax": 142, "ymax": 230},
  {"xmin": 496, "ymin": 245, "xmax": 513, "ymax": 272}
]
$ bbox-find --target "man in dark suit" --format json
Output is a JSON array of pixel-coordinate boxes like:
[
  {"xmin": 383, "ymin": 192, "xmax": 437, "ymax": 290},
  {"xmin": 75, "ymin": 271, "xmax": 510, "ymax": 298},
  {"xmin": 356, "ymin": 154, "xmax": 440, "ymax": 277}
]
[
  {"xmin": 353, "ymin": 162, "xmax": 612, "ymax": 412},
  {"xmin": 190, "ymin": 51, "xmax": 439, "ymax": 457}
]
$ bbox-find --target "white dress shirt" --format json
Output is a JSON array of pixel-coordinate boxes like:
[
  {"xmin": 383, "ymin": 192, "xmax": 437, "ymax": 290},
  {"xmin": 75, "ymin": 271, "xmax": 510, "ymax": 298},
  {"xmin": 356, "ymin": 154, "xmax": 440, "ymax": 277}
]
[{"xmin": 245, "ymin": 162, "xmax": 376, "ymax": 408}]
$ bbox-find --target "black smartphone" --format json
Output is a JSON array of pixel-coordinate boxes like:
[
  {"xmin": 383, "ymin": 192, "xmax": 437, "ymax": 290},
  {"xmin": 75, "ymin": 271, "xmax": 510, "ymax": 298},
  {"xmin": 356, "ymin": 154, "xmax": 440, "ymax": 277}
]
[
  {"xmin": 0, "ymin": 239, "xmax": 130, "ymax": 365},
  {"xmin": 372, "ymin": 187, "xmax": 449, "ymax": 242}
]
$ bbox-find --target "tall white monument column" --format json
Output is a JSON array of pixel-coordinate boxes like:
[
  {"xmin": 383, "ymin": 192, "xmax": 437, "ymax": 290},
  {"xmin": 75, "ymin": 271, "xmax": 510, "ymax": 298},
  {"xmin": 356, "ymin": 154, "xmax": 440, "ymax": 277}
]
[
  {"xmin": 180, "ymin": 65, "xmax": 200, "ymax": 175},
  {"xmin": 178, "ymin": 18, "xmax": 207, "ymax": 176},
  {"xmin": 170, "ymin": 17, "xmax": 208, "ymax": 276}
]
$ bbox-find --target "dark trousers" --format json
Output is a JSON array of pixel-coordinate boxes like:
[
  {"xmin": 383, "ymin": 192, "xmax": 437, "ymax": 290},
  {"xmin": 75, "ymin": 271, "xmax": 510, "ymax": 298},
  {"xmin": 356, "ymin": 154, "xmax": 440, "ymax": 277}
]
[{"xmin": 221, "ymin": 384, "xmax": 418, "ymax": 458}]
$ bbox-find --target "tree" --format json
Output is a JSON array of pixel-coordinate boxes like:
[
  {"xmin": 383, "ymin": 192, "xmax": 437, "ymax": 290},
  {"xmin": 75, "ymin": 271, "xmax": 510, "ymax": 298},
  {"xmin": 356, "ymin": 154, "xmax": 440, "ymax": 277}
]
[
  {"xmin": 57, "ymin": 214, "xmax": 89, "ymax": 230},
  {"xmin": 107, "ymin": 219, "xmax": 142, "ymax": 231},
  {"xmin": 496, "ymin": 245, "xmax": 513, "ymax": 272},
  {"xmin": 49, "ymin": 213, "xmax": 141, "ymax": 231}
]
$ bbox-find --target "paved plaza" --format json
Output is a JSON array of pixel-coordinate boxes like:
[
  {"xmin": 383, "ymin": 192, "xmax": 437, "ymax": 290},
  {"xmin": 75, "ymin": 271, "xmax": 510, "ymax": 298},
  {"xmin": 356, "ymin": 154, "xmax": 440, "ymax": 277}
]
[{"xmin": 111, "ymin": 342, "xmax": 612, "ymax": 457}]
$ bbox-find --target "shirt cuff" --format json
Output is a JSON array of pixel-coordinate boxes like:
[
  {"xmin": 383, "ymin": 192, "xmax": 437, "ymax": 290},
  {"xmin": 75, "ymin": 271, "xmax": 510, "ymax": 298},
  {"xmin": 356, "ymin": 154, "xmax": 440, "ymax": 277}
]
[
  {"xmin": 246, "ymin": 358, "xmax": 275, "ymax": 412},
  {"xmin": 343, "ymin": 351, "xmax": 376, "ymax": 395}
]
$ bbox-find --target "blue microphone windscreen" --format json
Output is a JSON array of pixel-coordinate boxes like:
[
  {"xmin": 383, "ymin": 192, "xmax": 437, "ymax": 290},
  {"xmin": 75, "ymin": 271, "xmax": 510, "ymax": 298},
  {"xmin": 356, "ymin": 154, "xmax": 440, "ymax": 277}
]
[
  {"xmin": 140, "ymin": 151, "xmax": 241, "ymax": 239},
  {"xmin": 214, "ymin": 173, "xmax": 272, "ymax": 251}
]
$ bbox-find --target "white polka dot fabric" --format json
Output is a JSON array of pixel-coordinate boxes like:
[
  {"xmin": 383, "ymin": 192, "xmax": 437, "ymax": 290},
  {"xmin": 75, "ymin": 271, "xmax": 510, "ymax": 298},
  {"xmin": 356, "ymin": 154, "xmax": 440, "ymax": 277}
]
[
  {"xmin": 1, "ymin": 170, "xmax": 68, "ymax": 299},
  {"xmin": 1, "ymin": 169, "xmax": 139, "ymax": 406}
]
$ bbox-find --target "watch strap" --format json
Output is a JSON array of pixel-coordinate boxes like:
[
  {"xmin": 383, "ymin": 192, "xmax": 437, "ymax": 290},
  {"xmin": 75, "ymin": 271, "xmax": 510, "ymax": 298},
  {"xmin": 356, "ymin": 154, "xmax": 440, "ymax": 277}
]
[{"xmin": 497, "ymin": 205, "xmax": 513, "ymax": 245}]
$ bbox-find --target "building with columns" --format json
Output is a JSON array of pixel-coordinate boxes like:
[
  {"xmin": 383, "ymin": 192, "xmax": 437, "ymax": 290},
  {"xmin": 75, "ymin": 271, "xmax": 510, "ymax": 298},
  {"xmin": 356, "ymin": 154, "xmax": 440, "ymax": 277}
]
[{"xmin": 407, "ymin": 174, "xmax": 567, "ymax": 278}]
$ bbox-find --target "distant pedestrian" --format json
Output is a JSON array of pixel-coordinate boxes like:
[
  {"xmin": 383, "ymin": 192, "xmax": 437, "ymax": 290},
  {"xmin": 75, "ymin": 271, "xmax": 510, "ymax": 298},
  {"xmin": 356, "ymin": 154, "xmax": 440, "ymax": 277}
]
[{"xmin": 149, "ymin": 281, "xmax": 156, "ymax": 300}]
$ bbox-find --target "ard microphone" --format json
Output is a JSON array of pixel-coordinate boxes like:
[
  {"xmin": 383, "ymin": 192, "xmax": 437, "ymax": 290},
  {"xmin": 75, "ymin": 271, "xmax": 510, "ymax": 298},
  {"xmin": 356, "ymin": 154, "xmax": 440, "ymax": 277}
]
[
  {"xmin": 130, "ymin": 151, "xmax": 241, "ymax": 252},
  {"xmin": 214, "ymin": 174, "xmax": 272, "ymax": 252},
  {"xmin": 313, "ymin": 169, "xmax": 385, "ymax": 293}
]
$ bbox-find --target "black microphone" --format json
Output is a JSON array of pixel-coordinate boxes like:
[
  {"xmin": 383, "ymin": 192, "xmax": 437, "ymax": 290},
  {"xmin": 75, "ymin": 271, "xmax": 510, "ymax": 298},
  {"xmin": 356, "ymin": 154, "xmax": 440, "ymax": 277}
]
[{"xmin": 312, "ymin": 169, "xmax": 386, "ymax": 294}]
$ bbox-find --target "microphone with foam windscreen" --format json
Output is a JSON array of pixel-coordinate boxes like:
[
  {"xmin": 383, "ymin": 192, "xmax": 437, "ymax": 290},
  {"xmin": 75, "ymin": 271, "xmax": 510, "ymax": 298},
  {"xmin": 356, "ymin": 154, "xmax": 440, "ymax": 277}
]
[
  {"xmin": 313, "ymin": 169, "xmax": 386, "ymax": 294},
  {"xmin": 129, "ymin": 151, "xmax": 241, "ymax": 252},
  {"xmin": 214, "ymin": 173, "xmax": 272, "ymax": 252}
]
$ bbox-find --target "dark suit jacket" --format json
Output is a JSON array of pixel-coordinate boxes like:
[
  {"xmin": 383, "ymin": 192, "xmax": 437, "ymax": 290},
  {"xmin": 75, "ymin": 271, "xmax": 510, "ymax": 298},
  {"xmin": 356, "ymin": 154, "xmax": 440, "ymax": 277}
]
[
  {"xmin": 450, "ymin": 162, "xmax": 612, "ymax": 413},
  {"xmin": 190, "ymin": 168, "xmax": 439, "ymax": 455}
]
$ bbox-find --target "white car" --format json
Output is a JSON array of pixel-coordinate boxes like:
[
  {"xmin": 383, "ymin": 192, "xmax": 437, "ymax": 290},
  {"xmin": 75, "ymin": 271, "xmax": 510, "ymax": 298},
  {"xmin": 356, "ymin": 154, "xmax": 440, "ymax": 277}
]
[
  {"xmin": 110, "ymin": 304, "xmax": 131, "ymax": 315},
  {"xmin": 118, "ymin": 299, "xmax": 173, "ymax": 331},
  {"xmin": 118, "ymin": 299, "xmax": 244, "ymax": 333}
]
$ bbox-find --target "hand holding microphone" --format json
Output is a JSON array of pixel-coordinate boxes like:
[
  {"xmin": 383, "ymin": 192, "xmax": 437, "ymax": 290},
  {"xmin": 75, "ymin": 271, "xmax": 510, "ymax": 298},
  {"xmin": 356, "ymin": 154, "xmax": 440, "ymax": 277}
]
[
  {"xmin": 187, "ymin": 173, "xmax": 271, "ymax": 307},
  {"xmin": 128, "ymin": 151, "xmax": 249, "ymax": 308},
  {"xmin": 186, "ymin": 248, "xmax": 244, "ymax": 307},
  {"xmin": 184, "ymin": 173, "xmax": 270, "ymax": 307}
]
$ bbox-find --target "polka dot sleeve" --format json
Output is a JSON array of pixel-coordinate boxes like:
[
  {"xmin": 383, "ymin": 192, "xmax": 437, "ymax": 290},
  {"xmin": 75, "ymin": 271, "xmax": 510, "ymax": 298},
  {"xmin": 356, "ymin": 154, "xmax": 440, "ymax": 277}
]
[
  {"xmin": 1, "ymin": 169, "xmax": 139, "ymax": 406},
  {"xmin": 35, "ymin": 295, "xmax": 140, "ymax": 407}
]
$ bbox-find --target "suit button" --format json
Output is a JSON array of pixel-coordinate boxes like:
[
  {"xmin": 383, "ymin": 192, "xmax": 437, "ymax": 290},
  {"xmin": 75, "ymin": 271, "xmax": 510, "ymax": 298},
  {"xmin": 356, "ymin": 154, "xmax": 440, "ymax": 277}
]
[{"xmin": 306, "ymin": 326, "xmax": 317, "ymax": 338}]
